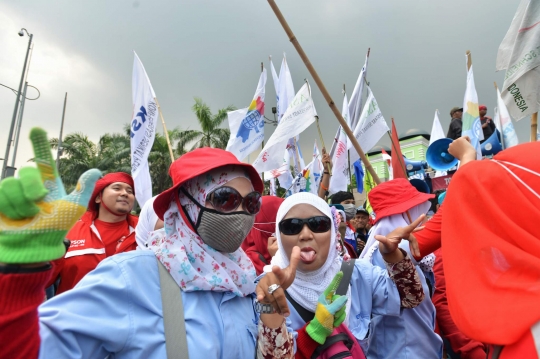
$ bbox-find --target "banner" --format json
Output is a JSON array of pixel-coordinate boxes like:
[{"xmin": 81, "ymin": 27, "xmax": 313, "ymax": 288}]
[
  {"xmin": 496, "ymin": 0, "xmax": 540, "ymax": 120},
  {"xmin": 494, "ymin": 88, "xmax": 520, "ymax": 148},
  {"xmin": 431, "ymin": 174, "xmax": 454, "ymax": 192},
  {"xmin": 349, "ymin": 54, "xmax": 369, "ymax": 130},
  {"xmin": 131, "ymin": 52, "xmax": 158, "ymax": 207},
  {"xmin": 348, "ymin": 87, "xmax": 390, "ymax": 166},
  {"xmin": 226, "ymin": 69, "xmax": 267, "ymax": 160},
  {"xmin": 329, "ymin": 94, "xmax": 351, "ymax": 195},
  {"xmin": 253, "ymin": 83, "xmax": 316, "ymax": 173},
  {"xmin": 462, "ymin": 64, "xmax": 483, "ymax": 159}
]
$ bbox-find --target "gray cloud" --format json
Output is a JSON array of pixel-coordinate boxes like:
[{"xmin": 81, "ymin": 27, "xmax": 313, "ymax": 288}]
[{"xmin": 1, "ymin": 0, "xmax": 527, "ymax": 174}]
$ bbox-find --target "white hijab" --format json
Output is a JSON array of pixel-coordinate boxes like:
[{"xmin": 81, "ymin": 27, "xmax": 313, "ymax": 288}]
[
  {"xmin": 359, "ymin": 201, "xmax": 435, "ymax": 271},
  {"xmin": 269, "ymin": 192, "xmax": 344, "ymax": 312}
]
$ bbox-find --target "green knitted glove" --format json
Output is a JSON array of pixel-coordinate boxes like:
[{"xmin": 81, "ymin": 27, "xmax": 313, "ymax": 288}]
[
  {"xmin": 306, "ymin": 271, "xmax": 348, "ymax": 344},
  {"xmin": 0, "ymin": 128, "xmax": 101, "ymax": 264}
]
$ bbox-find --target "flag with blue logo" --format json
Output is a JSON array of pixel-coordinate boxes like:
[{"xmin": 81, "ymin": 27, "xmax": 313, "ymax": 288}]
[
  {"xmin": 226, "ymin": 69, "xmax": 267, "ymax": 160},
  {"xmin": 131, "ymin": 52, "xmax": 158, "ymax": 208},
  {"xmin": 494, "ymin": 87, "xmax": 519, "ymax": 148}
]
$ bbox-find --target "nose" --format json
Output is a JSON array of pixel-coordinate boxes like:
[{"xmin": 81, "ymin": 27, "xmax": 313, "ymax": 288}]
[{"xmin": 297, "ymin": 223, "xmax": 314, "ymax": 241}]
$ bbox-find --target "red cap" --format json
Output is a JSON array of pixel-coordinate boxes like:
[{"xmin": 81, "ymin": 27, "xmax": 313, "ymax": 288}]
[
  {"xmin": 368, "ymin": 178, "xmax": 434, "ymax": 223},
  {"xmin": 479, "ymin": 105, "xmax": 487, "ymax": 111},
  {"xmin": 153, "ymin": 148, "xmax": 263, "ymax": 220},
  {"xmin": 88, "ymin": 172, "xmax": 134, "ymax": 212}
]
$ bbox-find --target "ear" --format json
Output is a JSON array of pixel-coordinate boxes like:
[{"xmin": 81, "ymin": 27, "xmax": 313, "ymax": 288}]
[{"xmin": 95, "ymin": 194, "xmax": 101, "ymax": 204}]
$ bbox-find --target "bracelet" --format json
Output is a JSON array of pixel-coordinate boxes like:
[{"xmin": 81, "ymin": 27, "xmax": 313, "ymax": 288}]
[
  {"xmin": 0, "ymin": 263, "xmax": 52, "ymax": 274},
  {"xmin": 320, "ymin": 182, "xmax": 328, "ymax": 191},
  {"xmin": 323, "ymin": 171, "xmax": 330, "ymax": 175},
  {"xmin": 254, "ymin": 301, "xmax": 277, "ymax": 314}
]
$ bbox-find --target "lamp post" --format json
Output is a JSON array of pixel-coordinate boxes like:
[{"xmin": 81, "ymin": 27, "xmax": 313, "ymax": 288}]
[{"xmin": 2, "ymin": 28, "xmax": 33, "ymax": 179}]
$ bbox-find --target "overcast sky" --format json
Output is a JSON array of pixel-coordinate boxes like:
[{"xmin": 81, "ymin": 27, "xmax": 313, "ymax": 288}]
[{"xmin": 0, "ymin": 0, "xmax": 527, "ymax": 173}]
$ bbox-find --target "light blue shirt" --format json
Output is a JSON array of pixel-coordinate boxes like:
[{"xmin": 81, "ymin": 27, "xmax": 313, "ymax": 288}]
[
  {"xmin": 286, "ymin": 259, "xmax": 401, "ymax": 351},
  {"xmin": 366, "ymin": 244, "xmax": 443, "ymax": 359},
  {"xmin": 38, "ymin": 251, "xmax": 259, "ymax": 359}
]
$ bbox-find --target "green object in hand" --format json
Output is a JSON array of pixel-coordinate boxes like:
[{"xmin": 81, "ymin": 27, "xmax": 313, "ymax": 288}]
[
  {"xmin": 306, "ymin": 271, "xmax": 348, "ymax": 344},
  {"xmin": 0, "ymin": 128, "xmax": 102, "ymax": 264}
]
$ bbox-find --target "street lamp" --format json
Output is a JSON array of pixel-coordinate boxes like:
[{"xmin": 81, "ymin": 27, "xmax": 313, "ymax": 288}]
[{"xmin": 2, "ymin": 28, "xmax": 33, "ymax": 179}]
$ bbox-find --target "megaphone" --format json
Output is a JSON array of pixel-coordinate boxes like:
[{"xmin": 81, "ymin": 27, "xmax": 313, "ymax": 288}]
[
  {"xmin": 410, "ymin": 178, "xmax": 430, "ymax": 194},
  {"xmin": 404, "ymin": 157, "xmax": 428, "ymax": 175},
  {"xmin": 426, "ymin": 138, "xmax": 459, "ymax": 171},
  {"xmin": 481, "ymin": 130, "xmax": 503, "ymax": 157}
]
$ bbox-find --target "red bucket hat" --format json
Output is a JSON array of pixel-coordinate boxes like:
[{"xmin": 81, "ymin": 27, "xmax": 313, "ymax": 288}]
[
  {"xmin": 153, "ymin": 148, "xmax": 264, "ymax": 220},
  {"xmin": 368, "ymin": 178, "xmax": 434, "ymax": 223},
  {"xmin": 88, "ymin": 172, "xmax": 134, "ymax": 212}
]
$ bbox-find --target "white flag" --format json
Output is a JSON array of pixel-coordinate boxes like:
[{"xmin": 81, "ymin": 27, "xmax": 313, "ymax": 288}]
[
  {"xmin": 496, "ymin": 0, "xmax": 540, "ymax": 120},
  {"xmin": 131, "ymin": 52, "xmax": 158, "ymax": 208},
  {"xmin": 253, "ymin": 83, "xmax": 317, "ymax": 172},
  {"xmin": 226, "ymin": 69, "xmax": 267, "ymax": 160},
  {"xmin": 330, "ymin": 54, "xmax": 369, "ymax": 158},
  {"xmin": 429, "ymin": 110, "xmax": 446, "ymax": 145},
  {"xmin": 381, "ymin": 149, "xmax": 393, "ymax": 181},
  {"xmin": 348, "ymin": 88, "xmax": 390, "ymax": 165},
  {"xmin": 462, "ymin": 64, "xmax": 483, "ymax": 159},
  {"xmin": 495, "ymin": 88, "xmax": 520, "ymax": 148},
  {"xmin": 329, "ymin": 94, "xmax": 351, "ymax": 195}
]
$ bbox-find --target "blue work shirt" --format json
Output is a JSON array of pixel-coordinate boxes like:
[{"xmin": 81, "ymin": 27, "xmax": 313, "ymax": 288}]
[
  {"xmin": 286, "ymin": 258, "xmax": 401, "ymax": 352},
  {"xmin": 38, "ymin": 251, "xmax": 259, "ymax": 359},
  {"xmin": 366, "ymin": 244, "xmax": 443, "ymax": 359}
]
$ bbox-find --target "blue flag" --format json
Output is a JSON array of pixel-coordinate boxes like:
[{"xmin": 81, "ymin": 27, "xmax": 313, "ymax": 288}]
[{"xmin": 353, "ymin": 160, "xmax": 364, "ymax": 193}]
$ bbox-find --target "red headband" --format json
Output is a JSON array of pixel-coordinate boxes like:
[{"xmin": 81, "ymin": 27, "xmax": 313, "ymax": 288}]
[{"xmin": 88, "ymin": 172, "xmax": 134, "ymax": 213}]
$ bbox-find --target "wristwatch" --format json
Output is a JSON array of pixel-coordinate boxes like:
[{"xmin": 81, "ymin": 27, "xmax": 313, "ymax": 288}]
[{"xmin": 254, "ymin": 301, "xmax": 277, "ymax": 314}]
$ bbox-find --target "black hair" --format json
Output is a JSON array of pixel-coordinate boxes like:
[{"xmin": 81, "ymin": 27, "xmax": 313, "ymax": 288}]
[{"xmin": 330, "ymin": 191, "xmax": 354, "ymax": 204}]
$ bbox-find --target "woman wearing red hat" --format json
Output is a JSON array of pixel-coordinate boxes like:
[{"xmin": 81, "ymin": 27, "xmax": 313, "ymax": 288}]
[
  {"xmin": 359, "ymin": 178, "xmax": 442, "ymax": 359},
  {"xmin": 46, "ymin": 172, "xmax": 138, "ymax": 295},
  {"xmin": 0, "ymin": 147, "xmax": 295, "ymax": 359}
]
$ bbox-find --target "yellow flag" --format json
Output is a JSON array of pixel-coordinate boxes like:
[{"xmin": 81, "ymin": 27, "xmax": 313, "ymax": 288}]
[{"xmin": 363, "ymin": 167, "xmax": 376, "ymax": 214}]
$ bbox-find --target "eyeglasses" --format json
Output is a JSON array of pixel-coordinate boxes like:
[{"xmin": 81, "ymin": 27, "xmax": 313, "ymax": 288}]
[
  {"xmin": 278, "ymin": 216, "xmax": 332, "ymax": 235},
  {"xmin": 207, "ymin": 186, "xmax": 262, "ymax": 215}
]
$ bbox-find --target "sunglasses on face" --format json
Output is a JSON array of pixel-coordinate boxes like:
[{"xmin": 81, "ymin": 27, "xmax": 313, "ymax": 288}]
[
  {"xmin": 278, "ymin": 216, "xmax": 332, "ymax": 236},
  {"xmin": 206, "ymin": 186, "xmax": 262, "ymax": 215}
]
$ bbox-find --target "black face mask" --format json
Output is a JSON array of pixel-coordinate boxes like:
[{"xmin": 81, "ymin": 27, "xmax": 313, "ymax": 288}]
[{"xmin": 180, "ymin": 188, "xmax": 255, "ymax": 253}]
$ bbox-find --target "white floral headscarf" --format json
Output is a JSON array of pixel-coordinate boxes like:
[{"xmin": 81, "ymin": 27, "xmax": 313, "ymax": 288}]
[{"xmin": 148, "ymin": 165, "xmax": 257, "ymax": 297}]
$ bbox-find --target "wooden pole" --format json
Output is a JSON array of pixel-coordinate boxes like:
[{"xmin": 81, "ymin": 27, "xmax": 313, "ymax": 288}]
[
  {"xmin": 154, "ymin": 97, "xmax": 175, "ymax": 163},
  {"xmin": 532, "ymin": 113, "xmax": 538, "ymax": 142},
  {"xmin": 56, "ymin": 92, "xmax": 68, "ymax": 171},
  {"xmin": 466, "ymin": 50, "xmax": 472, "ymax": 71},
  {"xmin": 267, "ymin": 0, "xmax": 381, "ymax": 185}
]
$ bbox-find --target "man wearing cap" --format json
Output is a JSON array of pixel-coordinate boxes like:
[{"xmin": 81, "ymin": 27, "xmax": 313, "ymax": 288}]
[
  {"xmin": 46, "ymin": 172, "xmax": 138, "ymax": 295},
  {"xmin": 447, "ymin": 107, "xmax": 463, "ymax": 140},
  {"xmin": 479, "ymin": 105, "xmax": 496, "ymax": 142},
  {"xmin": 353, "ymin": 207, "xmax": 370, "ymax": 255}
]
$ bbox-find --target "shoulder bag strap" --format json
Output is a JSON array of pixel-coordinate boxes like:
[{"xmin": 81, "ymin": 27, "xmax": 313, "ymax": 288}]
[
  {"xmin": 336, "ymin": 259, "xmax": 355, "ymax": 296},
  {"xmin": 157, "ymin": 258, "xmax": 190, "ymax": 359},
  {"xmin": 284, "ymin": 290, "xmax": 315, "ymax": 323}
]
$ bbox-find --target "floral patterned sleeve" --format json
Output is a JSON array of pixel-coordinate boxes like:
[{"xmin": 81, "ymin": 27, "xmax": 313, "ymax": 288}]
[
  {"xmin": 257, "ymin": 318, "xmax": 294, "ymax": 359},
  {"xmin": 384, "ymin": 249, "xmax": 425, "ymax": 308}
]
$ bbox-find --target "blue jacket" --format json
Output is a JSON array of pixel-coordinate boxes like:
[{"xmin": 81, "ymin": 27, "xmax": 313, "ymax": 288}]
[
  {"xmin": 38, "ymin": 251, "xmax": 258, "ymax": 359},
  {"xmin": 366, "ymin": 244, "xmax": 443, "ymax": 359}
]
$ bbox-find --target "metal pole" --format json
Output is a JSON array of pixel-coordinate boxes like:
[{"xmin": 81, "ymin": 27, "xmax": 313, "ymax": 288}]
[
  {"xmin": 11, "ymin": 81, "xmax": 29, "ymax": 167},
  {"xmin": 2, "ymin": 32, "xmax": 33, "ymax": 179},
  {"xmin": 56, "ymin": 92, "xmax": 68, "ymax": 170}
]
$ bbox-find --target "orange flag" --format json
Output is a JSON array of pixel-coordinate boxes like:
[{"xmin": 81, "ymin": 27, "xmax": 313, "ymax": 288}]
[{"xmin": 390, "ymin": 118, "xmax": 407, "ymax": 179}]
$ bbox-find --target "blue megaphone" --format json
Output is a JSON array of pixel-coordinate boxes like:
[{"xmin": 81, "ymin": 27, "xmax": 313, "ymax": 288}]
[
  {"xmin": 404, "ymin": 157, "xmax": 428, "ymax": 175},
  {"xmin": 410, "ymin": 178, "xmax": 430, "ymax": 194},
  {"xmin": 481, "ymin": 130, "xmax": 503, "ymax": 157},
  {"xmin": 426, "ymin": 138, "xmax": 458, "ymax": 171}
]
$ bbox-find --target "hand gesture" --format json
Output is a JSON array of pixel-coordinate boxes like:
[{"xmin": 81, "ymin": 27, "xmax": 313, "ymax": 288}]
[
  {"xmin": 374, "ymin": 214, "xmax": 425, "ymax": 259},
  {"xmin": 256, "ymin": 246, "xmax": 301, "ymax": 316},
  {"xmin": 267, "ymin": 235, "xmax": 278, "ymax": 257},
  {"xmin": 321, "ymin": 148, "xmax": 332, "ymax": 171},
  {"xmin": 0, "ymin": 128, "xmax": 101, "ymax": 264},
  {"xmin": 306, "ymin": 272, "xmax": 348, "ymax": 344},
  {"xmin": 448, "ymin": 136, "xmax": 475, "ymax": 161}
]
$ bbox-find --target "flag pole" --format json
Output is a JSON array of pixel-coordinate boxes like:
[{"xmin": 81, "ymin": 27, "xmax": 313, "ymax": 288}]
[
  {"xmin": 267, "ymin": 0, "xmax": 380, "ymax": 185},
  {"xmin": 531, "ymin": 113, "xmax": 538, "ymax": 142},
  {"xmin": 493, "ymin": 82, "xmax": 506, "ymax": 150},
  {"xmin": 343, "ymin": 83, "xmax": 353, "ymax": 186},
  {"xmin": 154, "ymin": 97, "xmax": 175, "ymax": 163},
  {"xmin": 306, "ymin": 79, "xmax": 332, "ymax": 176},
  {"xmin": 260, "ymin": 62, "xmax": 266, "ymax": 183}
]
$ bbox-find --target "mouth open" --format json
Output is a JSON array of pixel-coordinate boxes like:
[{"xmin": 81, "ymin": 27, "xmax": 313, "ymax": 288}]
[{"xmin": 300, "ymin": 247, "xmax": 317, "ymax": 264}]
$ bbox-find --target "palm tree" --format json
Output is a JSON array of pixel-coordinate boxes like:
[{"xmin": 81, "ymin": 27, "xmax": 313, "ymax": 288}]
[{"xmin": 177, "ymin": 98, "xmax": 235, "ymax": 150}]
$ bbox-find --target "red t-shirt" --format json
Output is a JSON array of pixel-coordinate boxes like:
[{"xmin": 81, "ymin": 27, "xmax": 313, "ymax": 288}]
[{"xmin": 94, "ymin": 219, "xmax": 130, "ymax": 256}]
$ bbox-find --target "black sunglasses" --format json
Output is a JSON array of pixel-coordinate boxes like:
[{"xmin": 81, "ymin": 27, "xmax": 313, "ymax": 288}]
[
  {"xmin": 207, "ymin": 186, "xmax": 262, "ymax": 215},
  {"xmin": 279, "ymin": 216, "xmax": 332, "ymax": 235}
]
